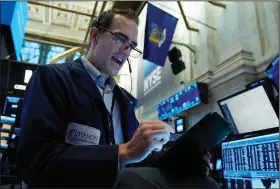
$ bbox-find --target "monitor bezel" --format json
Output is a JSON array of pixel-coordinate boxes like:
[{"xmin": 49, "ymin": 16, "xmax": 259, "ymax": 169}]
[
  {"xmin": 3, "ymin": 95, "xmax": 24, "ymax": 115},
  {"xmin": 265, "ymin": 55, "xmax": 279, "ymax": 91},
  {"xmin": 217, "ymin": 85, "xmax": 279, "ymax": 137},
  {"xmin": 220, "ymin": 131, "xmax": 279, "ymax": 188},
  {"xmin": 157, "ymin": 82, "xmax": 205, "ymax": 120}
]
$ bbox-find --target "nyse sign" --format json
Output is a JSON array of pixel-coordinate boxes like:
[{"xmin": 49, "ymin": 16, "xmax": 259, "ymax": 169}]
[
  {"xmin": 137, "ymin": 58, "xmax": 173, "ymax": 106},
  {"xmin": 144, "ymin": 60, "xmax": 162, "ymax": 96}
]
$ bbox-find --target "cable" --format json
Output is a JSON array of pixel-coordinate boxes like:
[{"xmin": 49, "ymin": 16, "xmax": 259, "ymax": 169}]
[{"xmin": 127, "ymin": 58, "xmax": 132, "ymax": 94}]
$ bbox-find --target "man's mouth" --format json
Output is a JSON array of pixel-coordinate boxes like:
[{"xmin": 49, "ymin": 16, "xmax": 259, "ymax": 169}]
[{"xmin": 111, "ymin": 56, "xmax": 125, "ymax": 66}]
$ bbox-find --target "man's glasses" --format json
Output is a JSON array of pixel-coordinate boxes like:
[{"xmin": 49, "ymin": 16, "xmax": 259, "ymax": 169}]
[{"xmin": 98, "ymin": 27, "xmax": 142, "ymax": 58}]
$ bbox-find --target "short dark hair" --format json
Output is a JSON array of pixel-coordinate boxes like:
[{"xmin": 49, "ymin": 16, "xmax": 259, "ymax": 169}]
[{"xmin": 91, "ymin": 8, "xmax": 139, "ymax": 30}]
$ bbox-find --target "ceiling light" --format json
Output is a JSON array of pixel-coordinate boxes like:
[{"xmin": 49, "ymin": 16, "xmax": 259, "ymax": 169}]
[
  {"xmin": 59, "ymin": 4, "xmax": 67, "ymax": 9},
  {"xmin": 58, "ymin": 12, "xmax": 67, "ymax": 18},
  {"xmin": 28, "ymin": 6, "xmax": 38, "ymax": 13}
]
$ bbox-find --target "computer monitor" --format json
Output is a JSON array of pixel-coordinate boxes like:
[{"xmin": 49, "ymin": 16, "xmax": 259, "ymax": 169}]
[
  {"xmin": 157, "ymin": 82, "xmax": 208, "ymax": 120},
  {"xmin": 0, "ymin": 115, "xmax": 15, "ymax": 149},
  {"xmin": 218, "ymin": 85, "xmax": 279, "ymax": 135},
  {"xmin": 221, "ymin": 133, "xmax": 279, "ymax": 189},
  {"xmin": 216, "ymin": 158, "xmax": 222, "ymax": 171},
  {"xmin": 1, "ymin": 139, "xmax": 8, "ymax": 149},
  {"xmin": 265, "ymin": 55, "xmax": 279, "ymax": 91},
  {"xmin": 3, "ymin": 96, "xmax": 24, "ymax": 127},
  {"xmin": 3, "ymin": 96, "xmax": 23, "ymax": 118},
  {"xmin": 1, "ymin": 115, "xmax": 16, "ymax": 126},
  {"xmin": 175, "ymin": 117, "xmax": 185, "ymax": 133}
]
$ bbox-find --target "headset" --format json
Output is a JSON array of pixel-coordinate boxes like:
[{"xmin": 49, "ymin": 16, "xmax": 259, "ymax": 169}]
[{"xmin": 127, "ymin": 58, "xmax": 132, "ymax": 94}]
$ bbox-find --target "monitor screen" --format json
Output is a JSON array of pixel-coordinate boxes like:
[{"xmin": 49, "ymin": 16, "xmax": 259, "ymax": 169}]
[
  {"xmin": 1, "ymin": 139, "xmax": 8, "ymax": 149},
  {"xmin": 157, "ymin": 82, "xmax": 202, "ymax": 120},
  {"xmin": 216, "ymin": 158, "xmax": 222, "ymax": 170},
  {"xmin": 1, "ymin": 115, "xmax": 16, "ymax": 125},
  {"xmin": 221, "ymin": 133, "xmax": 279, "ymax": 189},
  {"xmin": 175, "ymin": 117, "xmax": 185, "ymax": 133},
  {"xmin": 218, "ymin": 85, "xmax": 279, "ymax": 134},
  {"xmin": 3, "ymin": 96, "xmax": 24, "ymax": 118},
  {"xmin": 0, "ymin": 2, "xmax": 28, "ymax": 61},
  {"xmin": 266, "ymin": 55, "xmax": 279, "ymax": 90}
]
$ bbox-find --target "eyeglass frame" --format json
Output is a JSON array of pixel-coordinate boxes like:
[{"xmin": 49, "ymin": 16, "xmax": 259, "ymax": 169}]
[{"xmin": 97, "ymin": 27, "xmax": 142, "ymax": 58}]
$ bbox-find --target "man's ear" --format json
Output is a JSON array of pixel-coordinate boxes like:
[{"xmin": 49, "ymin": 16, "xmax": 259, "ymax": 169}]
[{"xmin": 90, "ymin": 28, "xmax": 98, "ymax": 46}]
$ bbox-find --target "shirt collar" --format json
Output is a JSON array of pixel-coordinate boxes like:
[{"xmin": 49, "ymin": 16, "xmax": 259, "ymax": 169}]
[{"xmin": 81, "ymin": 56, "xmax": 116, "ymax": 90}]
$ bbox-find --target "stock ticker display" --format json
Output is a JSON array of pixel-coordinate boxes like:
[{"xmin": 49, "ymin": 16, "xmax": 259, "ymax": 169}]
[
  {"xmin": 222, "ymin": 133, "xmax": 279, "ymax": 189},
  {"xmin": 157, "ymin": 82, "xmax": 201, "ymax": 120}
]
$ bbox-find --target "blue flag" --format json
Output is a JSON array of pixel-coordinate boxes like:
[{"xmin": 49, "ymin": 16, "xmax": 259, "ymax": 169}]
[{"xmin": 143, "ymin": 3, "xmax": 178, "ymax": 67}]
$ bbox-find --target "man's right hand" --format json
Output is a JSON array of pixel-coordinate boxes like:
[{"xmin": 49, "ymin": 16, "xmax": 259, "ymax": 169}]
[{"xmin": 119, "ymin": 120, "xmax": 174, "ymax": 166}]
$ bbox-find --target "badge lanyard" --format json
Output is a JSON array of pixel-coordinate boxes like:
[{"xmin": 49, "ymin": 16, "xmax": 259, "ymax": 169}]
[{"xmin": 103, "ymin": 88, "xmax": 116, "ymax": 145}]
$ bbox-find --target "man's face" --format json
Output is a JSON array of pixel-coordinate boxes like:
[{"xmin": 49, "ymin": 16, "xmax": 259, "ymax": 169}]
[{"xmin": 89, "ymin": 15, "xmax": 138, "ymax": 77}]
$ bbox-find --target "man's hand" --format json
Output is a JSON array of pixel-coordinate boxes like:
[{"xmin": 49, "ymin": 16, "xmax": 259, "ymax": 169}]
[
  {"xmin": 202, "ymin": 151, "xmax": 211, "ymax": 177},
  {"xmin": 203, "ymin": 151, "xmax": 211, "ymax": 166},
  {"xmin": 119, "ymin": 120, "xmax": 174, "ymax": 166}
]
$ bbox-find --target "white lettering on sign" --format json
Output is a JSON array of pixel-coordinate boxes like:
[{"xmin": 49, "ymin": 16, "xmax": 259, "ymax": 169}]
[
  {"xmin": 14, "ymin": 84, "xmax": 26, "ymax": 90},
  {"xmin": 144, "ymin": 66, "xmax": 162, "ymax": 96}
]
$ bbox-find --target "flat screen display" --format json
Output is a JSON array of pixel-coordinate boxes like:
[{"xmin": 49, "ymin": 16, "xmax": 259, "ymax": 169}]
[
  {"xmin": 216, "ymin": 158, "xmax": 222, "ymax": 170},
  {"xmin": 218, "ymin": 85, "xmax": 279, "ymax": 134},
  {"xmin": 221, "ymin": 133, "xmax": 279, "ymax": 188},
  {"xmin": 157, "ymin": 82, "xmax": 201, "ymax": 120},
  {"xmin": 175, "ymin": 118, "xmax": 185, "ymax": 133},
  {"xmin": 0, "ymin": 1, "xmax": 28, "ymax": 61},
  {"xmin": 3, "ymin": 96, "xmax": 24, "ymax": 120},
  {"xmin": 1, "ymin": 115, "xmax": 16, "ymax": 125},
  {"xmin": 266, "ymin": 55, "xmax": 279, "ymax": 91}
]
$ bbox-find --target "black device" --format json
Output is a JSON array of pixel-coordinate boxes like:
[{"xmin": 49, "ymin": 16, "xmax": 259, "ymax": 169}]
[
  {"xmin": 150, "ymin": 112, "xmax": 232, "ymax": 172},
  {"xmin": 168, "ymin": 47, "xmax": 186, "ymax": 75},
  {"xmin": 1, "ymin": 59, "xmax": 39, "ymax": 97},
  {"xmin": 245, "ymin": 77, "xmax": 271, "ymax": 90}
]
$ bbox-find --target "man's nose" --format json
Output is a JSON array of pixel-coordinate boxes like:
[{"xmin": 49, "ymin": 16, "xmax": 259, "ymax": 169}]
[{"xmin": 119, "ymin": 44, "xmax": 131, "ymax": 56}]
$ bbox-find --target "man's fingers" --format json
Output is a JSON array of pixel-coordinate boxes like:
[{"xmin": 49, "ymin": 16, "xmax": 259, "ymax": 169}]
[
  {"xmin": 151, "ymin": 140, "xmax": 164, "ymax": 152},
  {"xmin": 141, "ymin": 120, "xmax": 165, "ymax": 124},
  {"xmin": 140, "ymin": 123, "xmax": 167, "ymax": 132},
  {"xmin": 150, "ymin": 130, "xmax": 170, "ymax": 144},
  {"xmin": 166, "ymin": 124, "xmax": 175, "ymax": 133},
  {"xmin": 140, "ymin": 121, "xmax": 174, "ymax": 134}
]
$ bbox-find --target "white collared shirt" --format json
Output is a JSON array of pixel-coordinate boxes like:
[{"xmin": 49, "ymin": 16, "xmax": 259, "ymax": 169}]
[{"xmin": 81, "ymin": 56, "xmax": 124, "ymax": 145}]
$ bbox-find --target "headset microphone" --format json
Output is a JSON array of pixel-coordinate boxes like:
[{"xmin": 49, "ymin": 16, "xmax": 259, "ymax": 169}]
[
  {"xmin": 127, "ymin": 58, "xmax": 132, "ymax": 94},
  {"xmin": 127, "ymin": 58, "xmax": 132, "ymax": 73}
]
